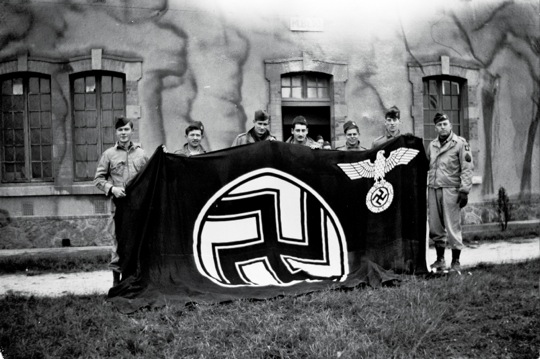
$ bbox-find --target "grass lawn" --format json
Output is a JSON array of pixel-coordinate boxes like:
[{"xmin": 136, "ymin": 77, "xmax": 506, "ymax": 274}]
[{"xmin": 0, "ymin": 258, "xmax": 538, "ymax": 359}]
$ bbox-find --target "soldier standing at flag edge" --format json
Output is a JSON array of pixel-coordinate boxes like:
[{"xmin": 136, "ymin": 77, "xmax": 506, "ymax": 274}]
[
  {"xmin": 94, "ymin": 117, "xmax": 149, "ymax": 287},
  {"xmin": 427, "ymin": 112, "xmax": 474, "ymax": 272}
]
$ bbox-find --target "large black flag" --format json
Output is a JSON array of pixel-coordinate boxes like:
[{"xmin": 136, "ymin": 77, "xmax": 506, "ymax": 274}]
[{"xmin": 109, "ymin": 136, "xmax": 428, "ymax": 312}]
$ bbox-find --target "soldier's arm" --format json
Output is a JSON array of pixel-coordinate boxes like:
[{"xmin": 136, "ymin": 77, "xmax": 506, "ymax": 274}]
[
  {"xmin": 93, "ymin": 152, "xmax": 113, "ymax": 195},
  {"xmin": 458, "ymin": 141, "xmax": 474, "ymax": 193}
]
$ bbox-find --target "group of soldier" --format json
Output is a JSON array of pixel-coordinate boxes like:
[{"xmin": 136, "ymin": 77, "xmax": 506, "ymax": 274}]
[
  {"xmin": 177, "ymin": 106, "xmax": 402, "ymax": 155},
  {"xmin": 94, "ymin": 105, "xmax": 473, "ymax": 286}
]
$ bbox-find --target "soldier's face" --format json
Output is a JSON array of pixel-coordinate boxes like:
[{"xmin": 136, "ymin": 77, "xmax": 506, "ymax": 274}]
[
  {"xmin": 435, "ymin": 120, "xmax": 452, "ymax": 137},
  {"xmin": 345, "ymin": 128, "xmax": 359, "ymax": 146},
  {"xmin": 254, "ymin": 120, "xmax": 269, "ymax": 136},
  {"xmin": 292, "ymin": 124, "xmax": 308, "ymax": 143},
  {"xmin": 116, "ymin": 123, "xmax": 133, "ymax": 145},
  {"xmin": 186, "ymin": 129, "xmax": 203, "ymax": 147},
  {"xmin": 385, "ymin": 117, "xmax": 401, "ymax": 134}
]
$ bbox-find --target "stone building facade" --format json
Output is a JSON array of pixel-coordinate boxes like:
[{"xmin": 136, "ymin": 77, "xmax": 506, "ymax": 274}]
[{"xmin": 0, "ymin": 0, "xmax": 538, "ymax": 248}]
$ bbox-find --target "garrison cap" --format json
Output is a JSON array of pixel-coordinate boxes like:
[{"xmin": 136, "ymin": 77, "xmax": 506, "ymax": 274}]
[
  {"xmin": 343, "ymin": 120, "xmax": 359, "ymax": 133},
  {"xmin": 292, "ymin": 116, "xmax": 308, "ymax": 126},
  {"xmin": 115, "ymin": 116, "xmax": 134, "ymax": 129},
  {"xmin": 385, "ymin": 106, "xmax": 400, "ymax": 119},
  {"xmin": 433, "ymin": 112, "xmax": 449, "ymax": 124},
  {"xmin": 254, "ymin": 110, "xmax": 270, "ymax": 122}
]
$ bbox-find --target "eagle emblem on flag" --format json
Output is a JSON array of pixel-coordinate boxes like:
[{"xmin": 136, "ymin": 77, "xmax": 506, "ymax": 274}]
[{"xmin": 337, "ymin": 148, "xmax": 419, "ymax": 213}]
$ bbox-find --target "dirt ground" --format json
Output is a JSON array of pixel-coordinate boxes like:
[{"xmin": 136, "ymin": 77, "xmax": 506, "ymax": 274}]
[{"xmin": 0, "ymin": 237, "xmax": 538, "ymax": 297}]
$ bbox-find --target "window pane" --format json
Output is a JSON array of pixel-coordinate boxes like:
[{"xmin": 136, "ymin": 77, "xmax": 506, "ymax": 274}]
[
  {"xmin": 451, "ymin": 96, "xmax": 459, "ymax": 109},
  {"xmin": 318, "ymin": 87, "xmax": 329, "ymax": 98},
  {"xmin": 74, "ymin": 77, "xmax": 84, "ymax": 93},
  {"xmin": 429, "ymin": 94, "xmax": 438, "ymax": 109},
  {"xmin": 429, "ymin": 80, "xmax": 437, "ymax": 94},
  {"xmin": 307, "ymin": 88, "xmax": 317, "ymax": 98},
  {"xmin": 2, "ymin": 80, "xmax": 12, "ymax": 95},
  {"xmin": 451, "ymin": 82, "xmax": 460, "ymax": 95},
  {"xmin": 15, "ymin": 146, "xmax": 25, "ymax": 161},
  {"xmin": 443, "ymin": 96, "xmax": 451, "ymax": 110},
  {"xmin": 86, "ymin": 111, "xmax": 97, "ymax": 127},
  {"xmin": 113, "ymin": 77, "xmax": 123, "ymax": 92},
  {"xmin": 85, "ymin": 94, "xmax": 96, "ymax": 109},
  {"xmin": 14, "ymin": 112, "xmax": 24, "ymax": 129},
  {"xmin": 12, "ymin": 78, "xmax": 23, "ymax": 95},
  {"xmin": 87, "ymin": 144, "xmax": 99, "ymax": 161},
  {"xmin": 86, "ymin": 76, "xmax": 96, "ymax": 93},
  {"xmin": 442, "ymin": 81, "xmax": 450, "ymax": 95},
  {"xmin": 74, "ymin": 94, "xmax": 85, "ymax": 110},
  {"xmin": 102, "ymin": 110, "xmax": 113, "ymax": 127},
  {"xmin": 12, "ymin": 95, "xmax": 24, "ymax": 110},
  {"xmin": 40, "ymin": 78, "xmax": 50, "ymax": 93},
  {"xmin": 31, "ymin": 129, "xmax": 41, "ymax": 144},
  {"xmin": 41, "ymin": 94, "xmax": 51, "ymax": 111},
  {"xmin": 102, "ymin": 76, "xmax": 112, "ymax": 93},
  {"xmin": 74, "ymin": 111, "xmax": 85, "ymax": 128},
  {"xmin": 281, "ymin": 88, "xmax": 291, "ymax": 98},
  {"xmin": 30, "ymin": 112, "xmax": 40, "ymax": 128},
  {"xmin": 42, "ymin": 145, "xmax": 52, "ymax": 161},
  {"xmin": 41, "ymin": 129, "xmax": 52, "ymax": 144},
  {"xmin": 41, "ymin": 112, "xmax": 51, "ymax": 128},
  {"xmin": 4, "ymin": 130, "xmax": 14, "ymax": 145},
  {"xmin": 5, "ymin": 146, "xmax": 14, "ymax": 160},
  {"xmin": 42, "ymin": 162, "xmax": 52, "ymax": 178},
  {"xmin": 32, "ymin": 162, "xmax": 42, "ymax": 178},
  {"xmin": 281, "ymin": 77, "xmax": 290, "ymax": 86},
  {"xmin": 28, "ymin": 94, "xmax": 40, "ymax": 111},
  {"xmin": 86, "ymin": 127, "xmax": 98, "ymax": 144},
  {"xmin": 29, "ymin": 77, "xmax": 40, "ymax": 93},
  {"xmin": 75, "ymin": 145, "xmax": 87, "ymax": 161},
  {"xmin": 113, "ymin": 93, "xmax": 124, "ymax": 109},
  {"xmin": 291, "ymin": 76, "xmax": 301, "ymax": 87},
  {"xmin": 75, "ymin": 162, "xmax": 87, "ymax": 178},
  {"xmin": 102, "ymin": 93, "xmax": 112, "ymax": 110},
  {"xmin": 307, "ymin": 76, "xmax": 316, "ymax": 87},
  {"xmin": 14, "ymin": 129, "xmax": 24, "ymax": 144},
  {"xmin": 291, "ymin": 87, "xmax": 302, "ymax": 98},
  {"xmin": 31, "ymin": 145, "xmax": 41, "ymax": 160},
  {"xmin": 103, "ymin": 129, "xmax": 114, "ymax": 144}
]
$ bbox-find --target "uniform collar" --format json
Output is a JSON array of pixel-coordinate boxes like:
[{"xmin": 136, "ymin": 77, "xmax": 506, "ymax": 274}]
[
  {"xmin": 346, "ymin": 141, "xmax": 361, "ymax": 149},
  {"xmin": 115, "ymin": 141, "xmax": 136, "ymax": 151},
  {"xmin": 385, "ymin": 129, "xmax": 400, "ymax": 138}
]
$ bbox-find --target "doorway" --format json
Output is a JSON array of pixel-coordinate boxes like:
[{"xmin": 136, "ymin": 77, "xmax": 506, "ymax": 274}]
[{"xmin": 282, "ymin": 106, "xmax": 331, "ymax": 143}]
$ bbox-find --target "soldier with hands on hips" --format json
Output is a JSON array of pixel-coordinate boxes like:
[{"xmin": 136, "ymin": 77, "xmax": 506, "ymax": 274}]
[{"xmin": 427, "ymin": 112, "xmax": 473, "ymax": 273}]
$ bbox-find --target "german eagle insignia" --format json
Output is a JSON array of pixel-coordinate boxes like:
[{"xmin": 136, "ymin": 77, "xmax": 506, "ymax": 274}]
[{"xmin": 337, "ymin": 148, "xmax": 419, "ymax": 213}]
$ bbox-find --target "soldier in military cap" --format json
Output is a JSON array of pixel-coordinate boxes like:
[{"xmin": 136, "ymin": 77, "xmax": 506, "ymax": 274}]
[
  {"xmin": 336, "ymin": 120, "xmax": 366, "ymax": 151},
  {"xmin": 372, "ymin": 105, "xmax": 402, "ymax": 148},
  {"xmin": 231, "ymin": 110, "xmax": 276, "ymax": 146},
  {"xmin": 427, "ymin": 112, "xmax": 474, "ymax": 273},
  {"xmin": 285, "ymin": 116, "xmax": 320, "ymax": 148},
  {"xmin": 94, "ymin": 116, "xmax": 149, "ymax": 287},
  {"xmin": 175, "ymin": 121, "xmax": 207, "ymax": 156}
]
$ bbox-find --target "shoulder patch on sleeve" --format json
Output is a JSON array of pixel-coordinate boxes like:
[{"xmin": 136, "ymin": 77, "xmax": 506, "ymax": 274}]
[{"xmin": 465, "ymin": 153, "xmax": 472, "ymax": 162}]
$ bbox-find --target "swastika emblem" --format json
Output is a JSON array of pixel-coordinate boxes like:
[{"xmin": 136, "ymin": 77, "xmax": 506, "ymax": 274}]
[
  {"xmin": 193, "ymin": 168, "xmax": 349, "ymax": 287},
  {"xmin": 366, "ymin": 181, "xmax": 394, "ymax": 213}
]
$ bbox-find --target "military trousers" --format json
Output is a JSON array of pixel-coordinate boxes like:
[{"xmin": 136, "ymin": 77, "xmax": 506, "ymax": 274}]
[{"xmin": 428, "ymin": 187, "xmax": 465, "ymax": 250}]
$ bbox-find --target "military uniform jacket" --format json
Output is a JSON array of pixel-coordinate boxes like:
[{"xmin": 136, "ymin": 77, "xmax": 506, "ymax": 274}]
[
  {"xmin": 94, "ymin": 142, "xmax": 149, "ymax": 195},
  {"xmin": 285, "ymin": 136, "xmax": 319, "ymax": 147},
  {"xmin": 175, "ymin": 143, "xmax": 207, "ymax": 156},
  {"xmin": 231, "ymin": 128, "xmax": 276, "ymax": 147},
  {"xmin": 336, "ymin": 142, "xmax": 367, "ymax": 151},
  {"xmin": 426, "ymin": 132, "xmax": 473, "ymax": 193},
  {"xmin": 371, "ymin": 130, "xmax": 401, "ymax": 148}
]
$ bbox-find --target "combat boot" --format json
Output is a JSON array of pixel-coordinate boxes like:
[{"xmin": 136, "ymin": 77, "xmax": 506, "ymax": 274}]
[
  {"xmin": 430, "ymin": 246, "xmax": 446, "ymax": 271},
  {"xmin": 113, "ymin": 271, "xmax": 121, "ymax": 287},
  {"xmin": 450, "ymin": 249, "xmax": 461, "ymax": 272}
]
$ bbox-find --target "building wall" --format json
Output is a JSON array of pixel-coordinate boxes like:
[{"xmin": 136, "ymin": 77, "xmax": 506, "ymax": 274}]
[{"xmin": 0, "ymin": 0, "xmax": 538, "ymax": 247}]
